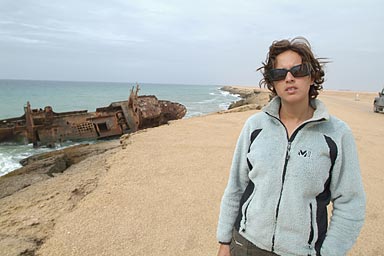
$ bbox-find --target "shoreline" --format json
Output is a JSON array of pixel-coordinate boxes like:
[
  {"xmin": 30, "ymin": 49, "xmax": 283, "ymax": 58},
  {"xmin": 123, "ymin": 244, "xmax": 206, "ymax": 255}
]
[
  {"xmin": 0, "ymin": 85, "xmax": 255, "ymax": 179},
  {"xmin": 0, "ymin": 84, "xmax": 237, "ymax": 177},
  {"xmin": 0, "ymin": 87, "xmax": 382, "ymax": 255}
]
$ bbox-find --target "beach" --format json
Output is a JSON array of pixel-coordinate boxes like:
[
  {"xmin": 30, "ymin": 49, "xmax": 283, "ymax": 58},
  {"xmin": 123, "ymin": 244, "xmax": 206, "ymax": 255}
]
[{"xmin": 0, "ymin": 88, "xmax": 382, "ymax": 255}]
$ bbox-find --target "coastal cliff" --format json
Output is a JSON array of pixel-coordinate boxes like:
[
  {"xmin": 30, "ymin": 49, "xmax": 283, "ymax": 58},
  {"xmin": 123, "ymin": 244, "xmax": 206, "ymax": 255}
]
[
  {"xmin": 0, "ymin": 140, "xmax": 120, "ymax": 255},
  {"xmin": 220, "ymin": 86, "xmax": 270, "ymax": 112}
]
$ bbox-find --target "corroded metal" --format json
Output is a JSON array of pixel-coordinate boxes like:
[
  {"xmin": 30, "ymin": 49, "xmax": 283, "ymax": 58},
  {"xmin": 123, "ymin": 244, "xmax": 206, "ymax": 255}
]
[{"xmin": 0, "ymin": 85, "xmax": 187, "ymax": 147}]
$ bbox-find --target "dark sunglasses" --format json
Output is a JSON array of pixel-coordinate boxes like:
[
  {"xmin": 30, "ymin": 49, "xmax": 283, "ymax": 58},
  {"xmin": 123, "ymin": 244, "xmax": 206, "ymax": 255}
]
[{"xmin": 268, "ymin": 64, "xmax": 311, "ymax": 81}]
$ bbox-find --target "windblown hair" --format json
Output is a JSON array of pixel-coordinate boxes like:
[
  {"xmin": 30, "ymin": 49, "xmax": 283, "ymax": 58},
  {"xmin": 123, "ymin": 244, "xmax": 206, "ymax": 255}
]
[{"xmin": 258, "ymin": 37, "xmax": 326, "ymax": 99}]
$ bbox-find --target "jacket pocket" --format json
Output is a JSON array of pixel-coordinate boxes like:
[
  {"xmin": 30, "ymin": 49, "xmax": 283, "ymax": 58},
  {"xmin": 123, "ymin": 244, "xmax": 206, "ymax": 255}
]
[
  {"xmin": 308, "ymin": 203, "xmax": 314, "ymax": 245},
  {"xmin": 240, "ymin": 197, "xmax": 252, "ymax": 232},
  {"xmin": 241, "ymin": 185, "xmax": 257, "ymax": 231}
]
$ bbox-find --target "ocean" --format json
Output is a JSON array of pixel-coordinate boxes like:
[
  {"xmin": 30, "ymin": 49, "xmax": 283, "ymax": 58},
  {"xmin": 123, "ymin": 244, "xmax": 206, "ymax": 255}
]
[{"xmin": 0, "ymin": 79, "xmax": 240, "ymax": 176}]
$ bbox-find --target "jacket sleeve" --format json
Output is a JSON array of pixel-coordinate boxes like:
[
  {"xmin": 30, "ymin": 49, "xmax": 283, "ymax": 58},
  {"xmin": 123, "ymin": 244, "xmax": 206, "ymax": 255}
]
[
  {"xmin": 321, "ymin": 129, "xmax": 366, "ymax": 256},
  {"xmin": 216, "ymin": 119, "xmax": 252, "ymax": 243}
]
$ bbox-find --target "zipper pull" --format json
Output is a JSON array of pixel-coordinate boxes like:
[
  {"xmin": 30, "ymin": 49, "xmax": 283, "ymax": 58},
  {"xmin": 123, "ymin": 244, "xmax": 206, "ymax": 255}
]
[{"xmin": 286, "ymin": 142, "xmax": 291, "ymax": 160}]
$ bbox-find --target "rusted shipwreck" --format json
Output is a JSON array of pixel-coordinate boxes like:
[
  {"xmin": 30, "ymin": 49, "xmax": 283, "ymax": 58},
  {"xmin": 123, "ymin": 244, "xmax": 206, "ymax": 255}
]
[{"xmin": 0, "ymin": 86, "xmax": 187, "ymax": 147}]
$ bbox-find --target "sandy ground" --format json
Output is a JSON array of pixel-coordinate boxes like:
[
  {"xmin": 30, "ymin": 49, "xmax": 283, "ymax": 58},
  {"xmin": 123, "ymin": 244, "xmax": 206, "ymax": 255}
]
[{"xmin": 1, "ymin": 89, "xmax": 382, "ymax": 255}]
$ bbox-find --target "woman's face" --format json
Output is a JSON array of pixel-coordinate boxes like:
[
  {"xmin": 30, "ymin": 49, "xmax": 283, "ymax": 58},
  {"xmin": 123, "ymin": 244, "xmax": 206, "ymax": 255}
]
[{"xmin": 273, "ymin": 50, "xmax": 314, "ymax": 106}]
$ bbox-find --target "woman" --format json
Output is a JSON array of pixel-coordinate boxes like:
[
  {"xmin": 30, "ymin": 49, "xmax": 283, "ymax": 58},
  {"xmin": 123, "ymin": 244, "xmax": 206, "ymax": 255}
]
[{"xmin": 216, "ymin": 37, "xmax": 365, "ymax": 256}]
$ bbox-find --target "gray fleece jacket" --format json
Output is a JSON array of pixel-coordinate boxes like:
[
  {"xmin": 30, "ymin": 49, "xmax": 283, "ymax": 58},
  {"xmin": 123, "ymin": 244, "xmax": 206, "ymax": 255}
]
[{"xmin": 217, "ymin": 97, "xmax": 365, "ymax": 256}]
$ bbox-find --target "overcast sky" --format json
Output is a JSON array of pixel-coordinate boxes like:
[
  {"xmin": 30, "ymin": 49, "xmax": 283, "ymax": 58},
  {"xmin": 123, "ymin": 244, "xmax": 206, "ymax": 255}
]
[{"xmin": 0, "ymin": 0, "xmax": 383, "ymax": 91}]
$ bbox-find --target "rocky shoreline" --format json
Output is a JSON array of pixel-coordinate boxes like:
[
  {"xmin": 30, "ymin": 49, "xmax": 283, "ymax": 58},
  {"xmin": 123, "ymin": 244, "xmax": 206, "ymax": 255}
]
[
  {"xmin": 0, "ymin": 86, "xmax": 269, "ymax": 189},
  {"xmin": 220, "ymin": 85, "xmax": 270, "ymax": 111},
  {"xmin": 0, "ymin": 139, "xmax": 121, "ymax": 255},
  {"xmin": 0, "ymin": 86, "xmax": 269, "ymax": 201},
  {"xmin": 0, "ymin": 141, "xmax": 121, "ymax": 200}
]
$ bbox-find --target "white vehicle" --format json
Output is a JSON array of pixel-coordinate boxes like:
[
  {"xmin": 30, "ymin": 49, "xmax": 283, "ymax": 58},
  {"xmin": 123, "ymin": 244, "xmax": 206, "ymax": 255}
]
[{"xmin": 373, "ymin": 88, "xmax": 384, "ymax": 113}]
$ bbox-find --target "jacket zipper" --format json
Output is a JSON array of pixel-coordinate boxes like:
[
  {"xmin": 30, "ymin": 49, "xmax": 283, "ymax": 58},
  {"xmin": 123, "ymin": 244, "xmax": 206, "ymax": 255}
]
[
  {"xmin": 271, "ymin": 139, "xmax": 291, "ymax": 251},
  {"xmin": 269, "ymin": 116, "xmax": 309, "ymax": 252},
  {"xmin": 259, "ymin": 113, "xmax": 325, "ymax": 252}
]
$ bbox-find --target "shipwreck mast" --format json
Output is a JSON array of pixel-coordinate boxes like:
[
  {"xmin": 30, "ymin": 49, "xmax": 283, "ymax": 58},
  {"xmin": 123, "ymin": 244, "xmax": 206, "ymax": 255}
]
[{"xmin": 24, "ymin": 102, "xmax": 38, "ymax": 147}]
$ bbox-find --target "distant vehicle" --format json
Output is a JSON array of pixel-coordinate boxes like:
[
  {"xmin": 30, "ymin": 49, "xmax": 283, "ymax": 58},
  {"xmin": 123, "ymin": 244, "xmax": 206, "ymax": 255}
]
[{"xmin": 373, "ymin": 88, "xmax": 384, "ymax": 113}]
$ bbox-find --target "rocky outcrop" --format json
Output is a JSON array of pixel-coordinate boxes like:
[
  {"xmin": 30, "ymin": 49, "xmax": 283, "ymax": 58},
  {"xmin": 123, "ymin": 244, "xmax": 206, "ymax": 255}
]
[
  {"xmin": 221, "ymin": 86, "xmax": 271, "ymax": 111},
  {"xmin": 0, "ymin": 145, "xmax": 118, "ymax": 256},
  {"xmin": 0, "ymin": 140, "xmax": 121, "ymax": 255},
  {"xmin": 0, "ymin": 141, "xmax": 120, "ymax": 199}
]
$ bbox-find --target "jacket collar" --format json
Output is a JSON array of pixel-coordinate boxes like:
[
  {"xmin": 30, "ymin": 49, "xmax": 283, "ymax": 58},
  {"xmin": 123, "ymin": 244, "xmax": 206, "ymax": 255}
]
[{"xmin": 262, "ymin": 96, "xmax": 330, "ymax": 122}]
